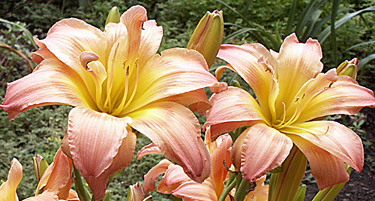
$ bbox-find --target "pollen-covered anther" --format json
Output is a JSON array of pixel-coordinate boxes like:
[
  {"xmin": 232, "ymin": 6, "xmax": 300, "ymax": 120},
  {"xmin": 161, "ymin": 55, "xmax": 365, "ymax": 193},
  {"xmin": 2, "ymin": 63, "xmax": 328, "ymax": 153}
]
[
  {"xmin": 258, "ymin": 56, "xmax": 273, "ymax": 74},
  {"xmin": 80, "ymin": 51, "xmax": 100, "ymax": 70}
]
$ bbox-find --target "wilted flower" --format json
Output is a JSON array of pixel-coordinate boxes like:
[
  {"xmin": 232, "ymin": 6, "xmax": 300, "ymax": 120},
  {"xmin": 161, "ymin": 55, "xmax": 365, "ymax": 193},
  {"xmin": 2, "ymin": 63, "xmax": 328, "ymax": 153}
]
[
  {"xmin": 1, "ymin": 5, "xmax": 218, "ymax": 199},
  {"xmin": 205, "ymin": 33, "xmax": 375, "ymax": 189}
]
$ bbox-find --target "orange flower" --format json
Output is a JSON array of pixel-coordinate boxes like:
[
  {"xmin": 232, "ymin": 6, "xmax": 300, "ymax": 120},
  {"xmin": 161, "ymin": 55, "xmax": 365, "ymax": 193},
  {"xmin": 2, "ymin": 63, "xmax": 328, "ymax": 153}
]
[
  {"xmin": 141, "ymin": 133, "xmax": 232, "ymax": 200},
  {"xmin": 205, "ymin": 33, "xmax": 375, "ymax": 189},
  {"xmin": 140, "ymin": 132, "xmax": 268, "ymax": 201},
  {"xmin": 1, "ymin": 5, "xmax": 217, "ymax": 199},
  {"xmin": 0, "ymin": 149, "xmax": 77, "ymax": 201}
]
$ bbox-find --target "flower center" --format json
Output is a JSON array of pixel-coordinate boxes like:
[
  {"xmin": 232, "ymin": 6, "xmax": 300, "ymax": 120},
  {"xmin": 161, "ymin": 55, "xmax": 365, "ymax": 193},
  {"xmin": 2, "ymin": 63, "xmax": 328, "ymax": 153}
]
[
  {"xmin": 80, "ymin": 50, "xmax": 139, "ymax": 116},
  {"xmin": 272, "ymin": 94, "xmax": 305, "ymax": 129}
]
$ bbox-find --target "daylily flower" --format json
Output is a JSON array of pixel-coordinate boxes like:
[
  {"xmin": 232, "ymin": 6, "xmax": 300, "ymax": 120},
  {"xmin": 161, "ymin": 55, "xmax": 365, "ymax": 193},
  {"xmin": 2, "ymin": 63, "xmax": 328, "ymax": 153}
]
[
  {"xmin": 205, "ymin": 33, "xmax": 375, "ymax": 189},
  {"xmin": 142, "ymin": 133, "xmax": 231, "ymax": 200},
  {"xmin": 141, "ymin": 133, "xmax": 267, "ymax": 200},
  {"xmin": 0, "ymin": 149, "xmax": 78, "ymax": 201},
  {"xmin": 1, "ymin": 5, "xmax": 218, "ymax": 199}
]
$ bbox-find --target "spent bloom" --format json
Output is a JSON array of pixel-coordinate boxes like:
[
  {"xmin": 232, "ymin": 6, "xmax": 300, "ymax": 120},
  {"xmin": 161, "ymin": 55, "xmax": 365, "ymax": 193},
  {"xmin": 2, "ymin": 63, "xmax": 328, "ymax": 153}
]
[
  {"xmin": 205, "ymin": 33, "xmax": 375, "ymax": 189},
  {"xmin": 1, "ymin": 5, "xmax": 218, "ymax": 199}
]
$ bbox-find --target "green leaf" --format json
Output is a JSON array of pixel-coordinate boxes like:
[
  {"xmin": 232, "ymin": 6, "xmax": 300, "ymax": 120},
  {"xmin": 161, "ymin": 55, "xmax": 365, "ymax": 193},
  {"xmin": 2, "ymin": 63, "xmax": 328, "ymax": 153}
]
[
  {"xmin": 345, "ymin": 40, "xmax": 375, "ymax": 51},
  {"xmin": 318, "ymin": 6, "xmax": 375, "ymax": 43},
  {"xmin": 0, "ymin": 18, "xmax": 38, "ymax": 50},
  {"xmin": 359, "ymin": 53, "xmax": 375, "ymax": 71}
]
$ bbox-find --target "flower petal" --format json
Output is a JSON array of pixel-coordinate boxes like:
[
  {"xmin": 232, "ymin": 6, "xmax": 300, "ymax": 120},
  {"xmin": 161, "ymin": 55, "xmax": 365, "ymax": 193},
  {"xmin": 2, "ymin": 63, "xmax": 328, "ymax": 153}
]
[
  {"xmin": 283, "ymin": 121, "xmax": 364, "ymax": 172},
  {"xmin": 297, "ymin": 77, "xmax": 375, "ymax": 122},
  {"xmin": 144, "ymin": 159, "xmax": 173, "ymax": 196},
  {"xmin": 241, "ymin": 123, "xmax": 293, "ymax": 182},
  {"xmin": 275, "ymin": 33, "xmax": 323, "ymax": 107},
  {"xmin": 38, "ymin": 18, "xmax": 106, "ymax": 74},
  {"xmin": 1, "ymin": 59, "xmax": 93, "ymax": 120},
  {"xmin": 121, "ymin": 48, "xmax": 217, "ymax": 116},
  {"xmin": 120, "ymin": 5, "xmax": 147, "ymax": 63},
  {"xmin": 172, "ymin": 179, "xmax": 217, "ymax": 201},
  {"xmin": 0, "ymin": 159, "xmax": 22, "ymax": 201},
  {"xmin": 162, "ymin": 89, "xmax": 212, "ymax": 114},
  {"xmin": 85, "ymin": 129, "xmax": 136, "ymax": 200},
  {"xmin": 39, "ymin": 149, "xmax": 73, "ymax": 199},
  {"xmin": 210, "ymin": 134, "xmax": 232, "ymax": 196},
  {"xmin": 217, "ymin": 43, "xmax": 275, "ymax": 113},
  {"xmin": 205, "ymin": 87, "xmax": 266, "ymax": 140},
  {"xmin": 231, "ymin": 130, "xmax": 247, "ymax": 170},
  {"xmin": 138, "ymin": 20, "xmax": 163, "ymax": 67},
  {"xmin": 288, "ymin": 134, "xmax": 349, "ymax": 189},
  {"xmin": 67, "ymin": 107, "xmax": 130, "ymax": 178},
  {"xmin": 129, "ymin": 101, "xmax": 212, "ymax": 183},
  {"xmin": 137, "ymin": 143, "xmax": 163, "ymax": 160},
  {"xmin": 158, "ymin": 164, "xmax": 191, "ymax": 194},
  {"xmin": 23, "ymin": 191, "xmax": 59, "ymax": 201}
]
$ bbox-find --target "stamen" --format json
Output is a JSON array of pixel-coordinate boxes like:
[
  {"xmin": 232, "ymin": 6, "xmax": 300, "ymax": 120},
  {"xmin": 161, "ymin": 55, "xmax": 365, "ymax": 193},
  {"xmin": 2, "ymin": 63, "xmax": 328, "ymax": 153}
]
[
  {"xmin": 111, "ymin": 64, "xmax": 130, "ymax": 116},
  {"xmin": 273, "ymin": 102, "xmax": 286, "ymax": 127},
  {"xmin": 122, "ymin": 58, "xmax": 140, "ymax": 110},
  {"xmin": 278, "ymin": 96, "xmax": 304, "ymax": 129},
  {"xmin": 103, "ymin": 43, "xmax": 121, "ymax": 112}
]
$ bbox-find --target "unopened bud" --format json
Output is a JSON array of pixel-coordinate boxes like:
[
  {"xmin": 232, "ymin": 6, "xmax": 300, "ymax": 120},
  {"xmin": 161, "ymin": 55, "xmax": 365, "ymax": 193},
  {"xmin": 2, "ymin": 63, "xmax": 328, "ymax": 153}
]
[
  {"xmin": 127, "ymin": 182, "xmax": 146, "ymax": 201},
  {"xmin": 187, "ymin": 10, "xmax": 224, "ymax": 68},
  {"xmin": 105, "ymin": 6, "xmax": 121, "ymax": 25},
  {"xmin": 337, "ymin": 58, "xmax": 359, "ymax": 80},
  {"xmin": 33, "ymin": 154, "xmax": 49, "ymax": 182}
]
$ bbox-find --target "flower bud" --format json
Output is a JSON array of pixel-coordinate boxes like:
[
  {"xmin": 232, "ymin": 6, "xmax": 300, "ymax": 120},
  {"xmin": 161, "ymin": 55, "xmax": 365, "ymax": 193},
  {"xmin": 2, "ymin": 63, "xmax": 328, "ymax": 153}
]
[
  {"xmin": 105, "ymin": 6, "xmax": 121, "ymax": 25},
  {"xmin": 33, "ymin": 154, "xmax": 49, "ymax": 182},
  {"xmin": 187, "ymin": 10, "xmax": 224, "ymax": 67},
  {"xmin": 337, "ymin": 58, "xmax": 359, "ymax": 80},
  {"xmin": 127, "ymin": 182, "xmax": 150, "ymax": 201}
]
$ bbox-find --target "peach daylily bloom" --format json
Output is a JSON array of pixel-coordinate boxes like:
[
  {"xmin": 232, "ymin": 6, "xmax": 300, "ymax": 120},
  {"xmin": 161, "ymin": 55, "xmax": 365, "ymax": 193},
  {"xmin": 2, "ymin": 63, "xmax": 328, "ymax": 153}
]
[
  {"xmin": 205, "ymin": 33, "xmax": 375, "ymax": 189},
  {"xmin": 142, "ymin": 133, "xmax": 233, "ymax": 200},
  {"xmin": 0, "ymin": 149, "xmax": 76, "ymax": 201},
  {"xmin": 1, "ymin": 5, "xmax": 217, "ymax": 200},
  {"xmin": 141, "ymin": 133, "xmax": 268, "ymax": 200}
]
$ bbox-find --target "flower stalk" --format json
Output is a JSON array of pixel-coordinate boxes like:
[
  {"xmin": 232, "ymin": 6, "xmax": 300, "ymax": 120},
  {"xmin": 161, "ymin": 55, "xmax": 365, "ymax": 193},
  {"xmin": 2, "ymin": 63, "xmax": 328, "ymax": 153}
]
[
  {"xmin": 269, "ymin": 145, "xmax": 307, "ymax": 201},
  {"xmin": 74, "ymin": 166, "xmax": 91, "ymax": 201}
]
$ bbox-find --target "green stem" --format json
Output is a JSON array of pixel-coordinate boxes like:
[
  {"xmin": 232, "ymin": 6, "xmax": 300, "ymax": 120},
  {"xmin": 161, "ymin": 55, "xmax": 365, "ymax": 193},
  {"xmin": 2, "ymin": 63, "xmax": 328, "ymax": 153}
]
[
  {"xmin": 269, "ymin": 145, "xmax": 307, "ymax": 201},
  {"xmin": 74, "ymin": 166, "xmax": 91, "ymax": 201},
  {"xmin": 219, "ymin": 173, "xmax": 237, "ymax": 201},
  {"xmin": 234, "ymin": 179, "xmax": 250, "ymax": 201},
  {"xmin": 312, "ymin": 165, "xmax": 352, "ymax": 201}
]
